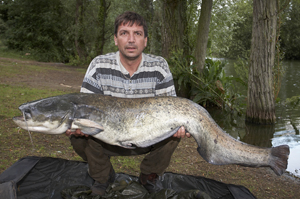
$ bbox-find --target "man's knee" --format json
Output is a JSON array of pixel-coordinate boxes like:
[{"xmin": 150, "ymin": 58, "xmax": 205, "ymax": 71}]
[{"xmin": 70, "ymin": 135, "xmax": 89, "ymax": 161}]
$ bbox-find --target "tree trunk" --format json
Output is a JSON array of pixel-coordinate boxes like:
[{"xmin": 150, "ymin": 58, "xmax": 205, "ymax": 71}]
[
  {"xmin": 94, "ymin": 0, "xmax": 110, "ymax": 56},
  {"xmin": 75, "ymin": 0, "xmax": 87, "ymax": 60},
  {"xmin": 161, "ymin": 0, "xmax": 189, "ymax": 59},
  {"xmin": 194, "ymin": 0, "xmax": 213, "ymax": 72},
  {"xmin": 246, "ymin": 0, "xmax": 278, "ymax": 124},
  {"xmin": 139, "ymin": 0, "xmax": 154, "ymax": 52}
]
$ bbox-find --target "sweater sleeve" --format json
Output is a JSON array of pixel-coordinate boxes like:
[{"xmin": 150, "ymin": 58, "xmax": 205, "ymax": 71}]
[
  {"xmin": 80, "ymin": 58, "xmax": 104, "ymax": 94},
  {"xmin": 154, "ymin": 59, "xmax": 177, "ymax": 97}
]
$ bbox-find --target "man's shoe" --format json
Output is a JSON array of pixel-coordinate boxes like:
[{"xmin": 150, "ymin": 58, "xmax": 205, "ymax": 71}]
[
  {"xmin": 91, "ymin": 181, "xmax": 109, "ymax": 196},
  {"xmin": 138, "ymin": 173, "xmax": 163, "ymax": 194},
  {"xmin": 91, "ymin": 168, "xmax": 116, "ymax": 196}
]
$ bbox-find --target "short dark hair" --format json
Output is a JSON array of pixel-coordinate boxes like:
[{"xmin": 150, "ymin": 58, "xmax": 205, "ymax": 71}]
[{"xmin": 114, "ymin": 11, "xmax": 148, "ymax": 38}]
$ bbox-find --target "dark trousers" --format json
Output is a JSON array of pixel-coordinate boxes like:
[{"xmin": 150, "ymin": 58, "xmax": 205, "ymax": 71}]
[{"xmin": 70, "ymin": 135, "xmax": 180, "ymax": 183}]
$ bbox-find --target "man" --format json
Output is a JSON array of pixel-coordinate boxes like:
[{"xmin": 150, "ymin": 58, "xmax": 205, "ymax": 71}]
[{"xmin": 66, "ymin": 11, "xmax": 190, "ymax": 196}]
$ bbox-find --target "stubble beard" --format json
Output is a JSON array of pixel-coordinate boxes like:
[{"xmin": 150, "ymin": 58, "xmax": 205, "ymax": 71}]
[{"xmin": 120, "ymin": 45, "xmax": 144, "ymax": 61}]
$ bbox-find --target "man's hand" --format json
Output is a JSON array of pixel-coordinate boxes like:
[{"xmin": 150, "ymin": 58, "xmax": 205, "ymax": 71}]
[
  {"xmin": 173, "ymin": 126, "xmax": 191, "ymax": 138},
  {"xmin": 66, "ymin": 129, "xmax": 89, "ymax": 137}
]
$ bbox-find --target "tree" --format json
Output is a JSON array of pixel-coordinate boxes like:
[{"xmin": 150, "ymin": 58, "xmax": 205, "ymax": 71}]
[
  {"xmin": 281, "ymin": 0, "xmax": 300, "ymax": 59},
  {"xmin": 161, "ymin": 0, "xmax": 189, "ymax": 59},
  {"xmin": 3, "ymin": 0, "xmax": 69, "ymax": 62},
  {"xmin": 0, "ymin": 1, "xmax": 16, "ymax": 36},
  {"xmin": 74, "ymin": 0, "xmax": 88, "ymax": 61},
  {"xmin": 225, "ymin": 0, "xmax": 253, "ymax": 59},
  {"xmin": 63, "ymin": 0, "xmax": 113, "ymax": 64},
  {"xmin": 246, "ymin": 0, "xmax": 278, "ymax": 124},
  {"xmin": 194, "ymin": 0, "xmax": 213, "ymax": 71},
  {"xmin": 139, "ymin": 0, "xmax": 154, "ymax": 53},
  {"xmin": 94, "ymin": 0, "xmax": 111, "ymax": 56}
]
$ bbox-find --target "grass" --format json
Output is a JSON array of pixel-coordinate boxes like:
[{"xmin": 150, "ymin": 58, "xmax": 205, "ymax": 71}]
[
  {"xmin": 0, "ymin": 84, "xmax": 66, "ymax": 118},
  {"xmin": 0, "ymin": 59, "xmax": 46, "ymax": 77},
  {"xmin": 0, "ymin": 56, "xmax": 86, "ymax": 77},
  {"xmin": 0, "ymin": 40, "xmax": 35, "ymax": 61}
]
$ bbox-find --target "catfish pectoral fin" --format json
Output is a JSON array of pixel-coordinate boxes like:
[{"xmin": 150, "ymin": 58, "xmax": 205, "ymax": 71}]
[
  {"xmin": 72, "ymin": 118, "xmax": 104, "ymax": 135},
  {"xmin": 269, "ymin": 145, "xmax": 290, "ymax": 176}
]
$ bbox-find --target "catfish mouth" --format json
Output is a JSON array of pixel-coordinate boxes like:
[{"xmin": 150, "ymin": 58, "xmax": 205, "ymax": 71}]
[
  {"xmin": 13, "ymin": 115, "xmax": 25, "ymax": 122},
  {"xmin": 13, "ymin": 110, "xmax": 72, "ymax": 133}
]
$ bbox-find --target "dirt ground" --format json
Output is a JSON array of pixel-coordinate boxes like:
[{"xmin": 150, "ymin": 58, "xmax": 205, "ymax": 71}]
[
  {"xmin": 0, "ymin": 57, "xmax": 84, "ymax": 92},
  {"xmin": 1, "ymin": 57, "xmax": 300, "ymax": 199}
]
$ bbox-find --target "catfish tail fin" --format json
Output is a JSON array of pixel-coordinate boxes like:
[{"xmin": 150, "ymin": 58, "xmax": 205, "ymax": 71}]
[{"xmin": 269, "ymin": 145, "xmax": 290, "ymax": 176}]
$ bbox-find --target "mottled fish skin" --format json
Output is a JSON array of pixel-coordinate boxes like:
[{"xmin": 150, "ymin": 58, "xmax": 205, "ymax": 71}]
[{"xmin": 13, "ymin": 93, "xmax": 290, "ymax": 176}]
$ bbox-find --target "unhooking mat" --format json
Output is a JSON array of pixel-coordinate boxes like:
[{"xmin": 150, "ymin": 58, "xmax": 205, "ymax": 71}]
[{"xmin": 0, "ymin": 156, "xmax": 257, "ymax": 199}]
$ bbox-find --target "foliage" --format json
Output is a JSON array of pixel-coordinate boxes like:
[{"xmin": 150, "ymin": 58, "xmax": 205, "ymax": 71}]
[
  {"xmin": 0, "ymin": 39, "xmax": 34, "ymax": 60},
  {"xmin": 0, "ymin": 18, "xmax": 6, "ymax": 35},
  {"xmin": 281, "ymin": 0, "xmax": 300, "ymax": 59},
  {"xmin": 191, "ymin": 59, "xmax": 246, "ymax": 113},
  {"xmin": 169, "ymin": 50, "xmax": 246, "ymax": 113},
  {"xmin": 186, "ymin": 0, "xmax": 201, "ymax": 53},
  {"xmin": 233, "ymin": 55, "xmax": 249, "ymax": 90},
  {"xmin": 284, "ymin": 95, "xmax": 300, "ymax": 108},
  {"xmin": 0, "ymin": 0, "xmax": 152, "ymax": 64},
  {"xmin": 2, "ymin": 0, "xmax": 70, "ymax": 62},
  {"xmin": 273, "ymin": 39, "xmax": 286, "ymax": 100},
  {"xmin": 209, "ymin": 0, "xmax": 252, "ymax": 58},
  {"xmin": 272, "ymin": 0, "xmax": 292, "ymax": 100},
  {"xmin": 168, "ymin": 50, "xmax": 193, "ymax": 96},
  {"xmin": 62, "ymin": 0, "xmax": 114, "ymax": 65},
  {"xmin": 225, "ymin": 0, "xmax": 253, "ymax": 59},
  {"xmin": 1, "ymin": 0, "xmax": 299, "ymax": 62}
]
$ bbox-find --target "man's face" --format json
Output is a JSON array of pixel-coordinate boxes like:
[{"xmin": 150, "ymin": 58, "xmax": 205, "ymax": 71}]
[{"xmin": 114, "ymin": 22, "xmax": 147, "ymax": 61}]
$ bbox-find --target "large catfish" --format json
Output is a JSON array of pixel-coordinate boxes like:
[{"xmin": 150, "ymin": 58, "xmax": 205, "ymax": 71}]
[{"xmin": 13, "ymin": 93, "xmax": 289, "ymax": 176}]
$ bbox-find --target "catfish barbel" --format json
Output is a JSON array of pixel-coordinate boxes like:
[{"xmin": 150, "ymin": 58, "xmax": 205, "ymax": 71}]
[{"xmin": 13, "ymin": 93, "xmax": 290, "ymax": 176}]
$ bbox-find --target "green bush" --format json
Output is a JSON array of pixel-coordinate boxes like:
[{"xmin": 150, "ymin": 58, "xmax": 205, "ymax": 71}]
[{"xmin": 169, "ymin": 50, "xmax": 246, "ymax": 113}]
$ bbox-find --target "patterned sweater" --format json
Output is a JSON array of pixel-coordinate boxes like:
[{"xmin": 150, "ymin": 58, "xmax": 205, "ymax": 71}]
[{"xmin": 80, "ymin": 51, "xmax": 176, "ymax": 98}]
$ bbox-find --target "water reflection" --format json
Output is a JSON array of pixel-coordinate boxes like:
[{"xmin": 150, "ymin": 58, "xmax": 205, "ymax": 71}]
[
  {"xmin": 241, "ymin": 123, "xmax": 274, "ymax": 147},
  {"xmin": 209, "ymin": 59, "xmax": 300, "ymax": 177}
]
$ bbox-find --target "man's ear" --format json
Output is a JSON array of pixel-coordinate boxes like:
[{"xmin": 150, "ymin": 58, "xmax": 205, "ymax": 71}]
[
  {"xmin": 144, "ymin": 37, "xmax": 148, "ymax": 47},
  {"xmin": 114, "ymin": 35, "xmax": 118, "ymax": 46}
]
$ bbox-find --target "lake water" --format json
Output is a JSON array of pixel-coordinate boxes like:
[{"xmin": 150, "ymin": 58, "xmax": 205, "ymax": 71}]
[{"xmin": 207, "ymin": 59, "xmax": 300, "ymax": 177}]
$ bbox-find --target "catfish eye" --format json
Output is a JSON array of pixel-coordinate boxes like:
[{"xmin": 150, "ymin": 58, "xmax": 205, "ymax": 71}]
[{"xmin": 23, "ymin": 109, "xmax": 32, "ymax": 119}]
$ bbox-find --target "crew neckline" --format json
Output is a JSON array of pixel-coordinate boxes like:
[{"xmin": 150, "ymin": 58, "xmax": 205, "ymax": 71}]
[{"xmin": 116, "ymin": 51, "xmax": 144, "ymax": 77}]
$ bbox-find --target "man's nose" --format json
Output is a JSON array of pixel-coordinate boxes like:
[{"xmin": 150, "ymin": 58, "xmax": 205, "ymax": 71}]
[{"xmin": 128, "ymin": 33, "xmax": 135, "ymax": 42}]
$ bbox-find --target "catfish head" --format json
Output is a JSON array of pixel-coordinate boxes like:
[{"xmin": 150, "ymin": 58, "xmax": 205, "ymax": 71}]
[{"xmin": 13, "ymin": 96, "xmax": 75, "ymax": 134}]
